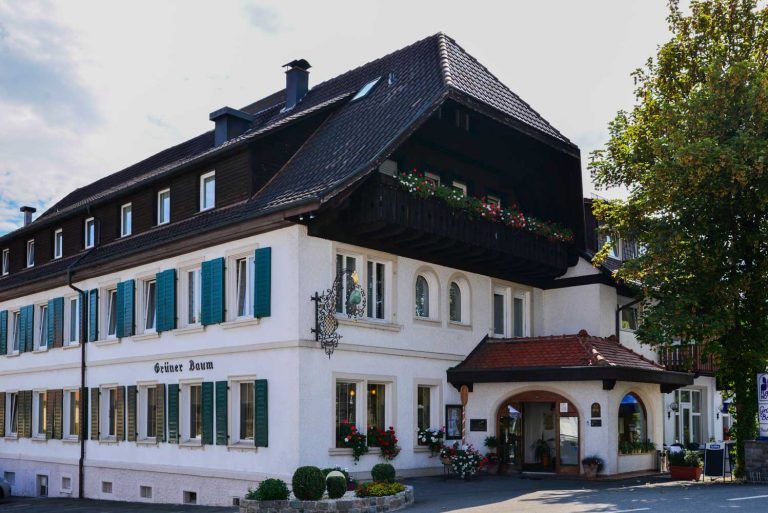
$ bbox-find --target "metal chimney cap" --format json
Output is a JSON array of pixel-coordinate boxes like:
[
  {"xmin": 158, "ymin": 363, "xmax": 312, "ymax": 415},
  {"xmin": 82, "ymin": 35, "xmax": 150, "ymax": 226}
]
[
  {"xmin": 283, "ymin": 59, "xmax": 311, "ymax": 71},
  {"xmin": 19, "ymin": 206, "xmax": 36, "ymax": 214}
]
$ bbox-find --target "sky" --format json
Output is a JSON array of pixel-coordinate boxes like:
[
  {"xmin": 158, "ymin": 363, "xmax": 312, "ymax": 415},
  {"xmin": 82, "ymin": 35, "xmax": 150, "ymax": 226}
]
[{"xmin": 0, "ymin": 0, "xmax": 676, "ymax": 234}]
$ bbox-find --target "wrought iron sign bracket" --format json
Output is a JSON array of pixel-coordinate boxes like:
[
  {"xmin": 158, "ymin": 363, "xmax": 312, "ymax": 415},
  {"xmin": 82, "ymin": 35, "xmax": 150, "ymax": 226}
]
[{"xmin": 311, "ymin": 268, "xmax": 366, "ymax": 358}]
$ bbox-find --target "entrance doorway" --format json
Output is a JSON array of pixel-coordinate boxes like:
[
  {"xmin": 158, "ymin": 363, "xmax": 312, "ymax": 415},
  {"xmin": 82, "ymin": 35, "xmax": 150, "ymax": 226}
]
[{"xmin": 497, "ymin": 391, "xmax": 580, "ymax": 474}]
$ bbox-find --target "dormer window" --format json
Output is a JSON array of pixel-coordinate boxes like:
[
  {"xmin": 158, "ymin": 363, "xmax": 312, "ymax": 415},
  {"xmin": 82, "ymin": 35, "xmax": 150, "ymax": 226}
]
[
  {"xmin": 157, "ymin": 189, "xmax": 170, "ymax": 225},
  {"xmin": 26, "ymin": 240, "xmax": 35, "ymax": 268},
  {"xmin": 84, "ymin": 217, "xmax": 96, "ymax": 249},
  {"xmin": 120, "ymin": 203, "xmax": 132, "ymax": 237},
  {"xmin": 452, "ymin": 181, "xmax": 467, "ymax": 197},
  {"xmin": 54, "ymin": 228, "xmax": 63, "ymax": 259},
  {"xmin": 2, "ymin": 249, "xmax": 8, "ymax": 275},
  {"xmin": 200, "ymin": 171, "xmax": 215, "ymax": 211}
]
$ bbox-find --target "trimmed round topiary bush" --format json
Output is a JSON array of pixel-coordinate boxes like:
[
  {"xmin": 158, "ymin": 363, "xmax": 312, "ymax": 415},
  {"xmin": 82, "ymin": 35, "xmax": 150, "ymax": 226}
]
[
  {"xmin": 326, "ymin": 475, "xmax": 347, "ymax": 499},
  {"xmin": 371, "ymin": 463, "xmax": 396, "ymax": 483},
  {"xmin": 292, "ymin": 466, "xmax": 326, "ymax": 501},
  {"xmin": 253, "ymin": 478, "xmax": 289, "ymax": 500},
  {"xmin": 322, "ymin": 466, "xmax": 350, "ymax": 483}
]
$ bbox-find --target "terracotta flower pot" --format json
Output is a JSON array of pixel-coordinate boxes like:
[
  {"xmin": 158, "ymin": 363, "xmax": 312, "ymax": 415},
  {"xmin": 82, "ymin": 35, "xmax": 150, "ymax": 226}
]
[{"xmin": 669, "ymin": 465, "xmax": 702, "ymax": 481}]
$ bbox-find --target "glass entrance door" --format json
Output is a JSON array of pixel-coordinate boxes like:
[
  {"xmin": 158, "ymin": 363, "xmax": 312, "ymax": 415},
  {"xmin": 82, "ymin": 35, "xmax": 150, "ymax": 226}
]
[{"xmin": 674, "ymin": 389, "xmax": 702, "ymax": 447}]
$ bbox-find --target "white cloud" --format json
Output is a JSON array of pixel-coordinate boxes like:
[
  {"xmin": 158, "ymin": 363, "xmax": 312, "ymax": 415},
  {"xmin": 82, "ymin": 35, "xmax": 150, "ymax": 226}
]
[{"xmin": 0, "ymin": 0, "xmax": 676, "ymax": 233}]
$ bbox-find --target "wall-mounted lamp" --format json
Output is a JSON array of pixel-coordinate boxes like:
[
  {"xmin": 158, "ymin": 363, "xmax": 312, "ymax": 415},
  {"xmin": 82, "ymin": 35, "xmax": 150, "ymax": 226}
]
[{"xmin": 667, "ymin": 401, "xmax": 679, "ymax": 419}]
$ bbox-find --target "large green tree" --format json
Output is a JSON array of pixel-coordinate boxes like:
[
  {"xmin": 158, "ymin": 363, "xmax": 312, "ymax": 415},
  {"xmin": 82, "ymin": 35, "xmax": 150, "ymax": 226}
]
[{"xmin": 590, "ymin": 0, "xmax": 768, "ymax": 475}]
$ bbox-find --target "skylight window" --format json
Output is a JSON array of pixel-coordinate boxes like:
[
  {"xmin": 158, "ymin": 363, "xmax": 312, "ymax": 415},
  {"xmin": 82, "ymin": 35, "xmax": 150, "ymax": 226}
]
[{"xmin": 352, "ymin": 77, "xmax": 381, "ymax": 101}]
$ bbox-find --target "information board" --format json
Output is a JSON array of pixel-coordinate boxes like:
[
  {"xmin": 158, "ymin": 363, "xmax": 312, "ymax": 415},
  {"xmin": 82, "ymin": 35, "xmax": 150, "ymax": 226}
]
[{"xmin": 703, "ymin": 442, "xmax": 725, "ymax": 478}]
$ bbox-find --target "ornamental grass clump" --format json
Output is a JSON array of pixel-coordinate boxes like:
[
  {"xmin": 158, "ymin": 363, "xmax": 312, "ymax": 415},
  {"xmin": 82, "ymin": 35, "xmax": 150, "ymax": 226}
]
[
  {"xmin": 248, "ymin": 479, "xmax": 289, "ymax": 501},
  {"xmin": 291, "ymin": 466, "xmax": 326, "ymax": 501},
  {"xmin": 371, "ymin": 463, "xmax": 396, "ymax": 483},
  {"xmin": 355, "ymin": 482, "xmax": 406, "ymax": 498}
]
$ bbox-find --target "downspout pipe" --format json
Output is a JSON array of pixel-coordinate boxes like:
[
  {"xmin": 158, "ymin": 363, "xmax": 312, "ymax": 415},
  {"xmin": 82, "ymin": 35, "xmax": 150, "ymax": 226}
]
[
  {"xmin": 616, "ymin": 297, "xmax": 642, "ymax": 342},
  {"xmin": 66, "ymin": 208, "xmax": 97, "ymax": 500}
]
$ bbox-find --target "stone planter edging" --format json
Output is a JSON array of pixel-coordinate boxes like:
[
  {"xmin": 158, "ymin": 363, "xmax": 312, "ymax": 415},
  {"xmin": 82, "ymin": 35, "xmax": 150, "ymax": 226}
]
[{"xmin": 240, "ymin": 486, "xmax": 415, "ymax": 513}]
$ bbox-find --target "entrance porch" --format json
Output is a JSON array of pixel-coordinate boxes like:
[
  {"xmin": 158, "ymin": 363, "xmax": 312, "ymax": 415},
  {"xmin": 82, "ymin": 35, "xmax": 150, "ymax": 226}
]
[{"xmin": 447, "ymin": 331, "xmax": 694, "ymax": 476}]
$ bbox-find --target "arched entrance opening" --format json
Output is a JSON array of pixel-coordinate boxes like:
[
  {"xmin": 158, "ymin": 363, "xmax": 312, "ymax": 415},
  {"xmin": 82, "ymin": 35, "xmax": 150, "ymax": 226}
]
[{"xmin": 496, "ymin": 390, "xmax": 580, "ymax": 474}]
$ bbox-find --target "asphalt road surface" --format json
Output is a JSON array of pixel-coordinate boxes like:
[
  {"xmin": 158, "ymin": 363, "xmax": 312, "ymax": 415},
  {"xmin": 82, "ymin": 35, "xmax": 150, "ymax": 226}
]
[{"xmin": 2, "ymin": 475, "xmax": 767, "ymax": 513}]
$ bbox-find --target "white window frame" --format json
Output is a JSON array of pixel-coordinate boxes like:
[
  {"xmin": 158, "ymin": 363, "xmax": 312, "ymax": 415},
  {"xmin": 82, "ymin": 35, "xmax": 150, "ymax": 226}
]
[
  {"xmin": 2, "ymin": 248, "xmax": 8, "ymax": 275},
  {"xmin": 234, "ymin": 255, "xmax": 254, "ymax": 319},
  {"xmin": 335, "ymin": 252, "xmax": 362, "ymax": 317},
  {"xmin": 424, "ymin": 172, "xmax": 440, "ymax": 189},
  {"xmin": 157, "ymin": 188, "xmax": 171, "ymax": 225},
  {"xmin": 334, "ymin": 248, "xmax": 395, "ymax": 323},
  {"xmin": 230, "ymin": 378, "xmax": 256, "ymax": 446},
  {"xmin": 512, "ymin": 291, "xmax": 530, "ymax": 338},
  {"xmin": 448, "ymin": 277, "xmax": 471, "ymax": 325},
  {"xmin": 225, "ymin": 248, "xmax": 256, "ymax": 321},
  {"xmin": 365, "ymin": 258, "xmax": 389, "ymax": 321},
  {"xmin": 63, "ymin": 389, "xmax": 80, "ymax": 440},
  {"xmin": 53, "ymin": 228, "xmax": 63, "ymax": 259},
  {"xmin": 5, "ymin": 391, "xmax": 19, "ymax": 437},
  {"xmin": 140, "ymin": 278, "xmax": 157, "ymax": 333},
  {"xmin": 452, "ymin": 181, "xmax": 467, "ymax": 197},
  {"xmin": 180, "ymin": 381, "xmax": 203, "ymax": 444},
  {"xmin": 10, "ymin": 309, "xmax": 20, "ymax": 353},
  {"xmin": 26, "ymin": 239, "xmax": 35, "ymax": 268},
  {"xmin": 104, "ymin": 287, "xmax": 118, "ymax": 340},
  {"xmin": 137, "ymin": 384, "xmax": 158, "ymax": 442},
  {"xmin": 331, "ymin": 373, "xmax": 395, "ymax": 450},
  {"xmin": 36, "ymin": 303, "xmax": 48, "ymax": 351},
  {"xmin": 486, "ymin": 195, "xmax": 501, "ymax": 207},
  {"xmin": 414, "ymin": 379, "xmax": 442, "ymax": 442},
  {"xmin": 84, "ymin": 217, "xmax": 95, "ymax": 249},
  {"xmin": 65, "ymin": 296, "xmax": 80, "ymax": 346},
  {"xmin": 199, "ymin": 171, "xmax": 215, "ymax": 212},
  {"xmin": 32, "ymin": 390, "xmax": 47, "ymax": 439},
  {"xmin": 120, "ymin": 203, "xmax": 132, "ymax": 237},
  {"xmin": 492, "ymin": 285, "xmax": 511, "ymax": 338},
  {"xmin": 180, "ymin": 266, "xmax": 201, "ymax": 327},
  {"xmin": 414, "ymin": 270, "xmax": 439, "ymax": 321},
  {"xmin": 100, "ymin": 386, "xmax": 118, "ymax": 440}
]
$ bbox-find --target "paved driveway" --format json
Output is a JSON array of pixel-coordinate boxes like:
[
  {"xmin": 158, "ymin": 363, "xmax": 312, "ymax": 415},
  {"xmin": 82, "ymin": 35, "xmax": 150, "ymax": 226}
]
[
  {"xmin": 2, "ymin": 475, "xmax": 768, "ymax": 513},
  {"xmin": 403, "ymin": 475, "xmax": 768, "ymax": 513}
]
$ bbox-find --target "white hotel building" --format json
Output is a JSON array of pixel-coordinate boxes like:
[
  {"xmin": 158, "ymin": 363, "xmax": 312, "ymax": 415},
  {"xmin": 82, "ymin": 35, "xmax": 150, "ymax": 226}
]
[{"xmin": 0, "ymin": 34, "xmax": 720, "ymax": 507}]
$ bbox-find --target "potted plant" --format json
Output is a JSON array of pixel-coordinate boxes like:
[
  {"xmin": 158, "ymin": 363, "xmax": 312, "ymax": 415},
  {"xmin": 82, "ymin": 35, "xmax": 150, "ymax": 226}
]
[
  {"xmin": 439, "ymin": 444, "xmax": 455, "ymax": 466},
  {"xmin": 668, "ymin": 449, "xmax": 702, "ymax": 481},
  {"xmin": 484, "ymin": 436, "xmax": 499, "ymax": 474},
  {"xmin": 581, "ymin": 456, "xmax": 604, "ymax": 479},
  {"xmin": 532, "ymin": 435, "xmax": 552, "ymax": 467}
]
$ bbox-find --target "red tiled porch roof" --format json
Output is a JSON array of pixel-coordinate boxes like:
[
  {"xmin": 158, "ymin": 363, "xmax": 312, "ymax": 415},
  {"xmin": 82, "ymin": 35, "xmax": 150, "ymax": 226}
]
[{"xmin": 455, "ymin": 330, "xmax": 663, "ymax": 372}]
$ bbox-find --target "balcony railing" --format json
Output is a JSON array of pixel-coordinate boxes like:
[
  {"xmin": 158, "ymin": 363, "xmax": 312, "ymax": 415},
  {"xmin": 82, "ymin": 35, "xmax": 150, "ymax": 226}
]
[
  {"xmin": 308, "ymin": 175, "xmax": 571, "ymax": 282},
  {"xmin": 659, "ymin": 345, "xmax": 717, "ymax": 375}
]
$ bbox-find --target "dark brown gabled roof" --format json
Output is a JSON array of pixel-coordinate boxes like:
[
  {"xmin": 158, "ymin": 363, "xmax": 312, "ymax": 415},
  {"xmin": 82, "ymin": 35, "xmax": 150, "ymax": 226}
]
[{"xmin": 0, "ymin": 33, "xmax": 580, "ymax": 296}]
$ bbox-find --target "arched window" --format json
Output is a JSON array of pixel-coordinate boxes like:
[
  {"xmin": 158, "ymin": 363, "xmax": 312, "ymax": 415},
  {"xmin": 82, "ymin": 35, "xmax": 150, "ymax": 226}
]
[
  {"xmin": 415, "ymin": 276, "xmax": 430, "ymax": 318},
  {"xmin": 618, "ymin": 393, "xmax": 647, "ymax": 444},
  {"xmin": 449, "ymin": 282, "xmax": 462, "ymax": 322}
]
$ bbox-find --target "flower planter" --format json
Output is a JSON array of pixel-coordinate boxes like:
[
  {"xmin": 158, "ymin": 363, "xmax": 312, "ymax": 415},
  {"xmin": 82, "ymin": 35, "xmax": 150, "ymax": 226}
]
[
  {"xmin": 669, "ymin": 465, "xmax": 702, "ymax": 481},
  {"xmin": 240, "ymin": 486, "xmax": 415, "ymax": 513},
  {"xmin": 583, "ymin": 463, "xmax": 599, "ymax": 480}
]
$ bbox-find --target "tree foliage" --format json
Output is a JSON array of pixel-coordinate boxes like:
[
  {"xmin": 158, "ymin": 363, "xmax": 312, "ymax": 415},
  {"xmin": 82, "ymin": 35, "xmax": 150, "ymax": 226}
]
[{"xmin": 590, "ymin": 0, "xmax": 768, "ymax": 476}]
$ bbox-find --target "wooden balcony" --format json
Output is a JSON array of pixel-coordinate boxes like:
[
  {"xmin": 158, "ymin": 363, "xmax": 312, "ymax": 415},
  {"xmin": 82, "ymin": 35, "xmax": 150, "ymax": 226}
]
[
  {"xmin": 307, "ymin": 175, "xmax": 571, "ymax": 283},
  {"xmin": 659, "ymin": 345, "xmax": 717, "ymax": 376}
]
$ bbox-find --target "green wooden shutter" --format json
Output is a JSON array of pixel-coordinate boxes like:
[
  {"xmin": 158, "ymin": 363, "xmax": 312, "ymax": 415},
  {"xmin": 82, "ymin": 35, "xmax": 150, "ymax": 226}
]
[
  {"xmin": 47, "ymin": 300, "xmax": 55, "ymax": 348},
  {"xmin": 0, "ymin": 310, "xmax": 7, "ymax": 355},
  {"xmin": 0, "ymin": 392, "xmax": 5, "ymax": 438},
  {"xmin": 53, "ymin": 390, "xmax": 63, "ymax": 439},
  {"xmin": 254, "ymin": 247, "xmax": 272, "ymax": 318},
  {"xmin": 127, "ymin": 385, "xmax": 137, "ymax": 442},
  {"xmin": 167, "ymin": 384, "xmax": 179, "ymax": 443},
  {"xmin": 20, "ymin": 305, "xmax": 34, "ymax": 352},
  {"xmin": 88, "ymin": 290, "xmax": 98, "ymax": 342},
  {"xmin": 46, "ymin": 391, "xmax": 55, "ymax": 439},
  {"xmin": 52, "ymin": 297, "xmax": 64, "ymax": 348},
  {"xmin": 116, "ymin": 280, "xmax": 135, "ymax": 338},
  {"xmin": 215, "ymin": 381, "xmax": 228, "ymax": 445},
  {"xmin": 81, "ymin": 387, "xmax": 88, "ymax": 440},
  {"xmin": 115, "ymin": 386, "xmax": 125, "ymax": 441},
  {"xmin": 156, "ymin": 270, "xmax": 177, "ymax": 332},
  {"xmin": 201, "ymin": 382, "xmax": 213, "ymax": 445},
  {"xmin": 21, "ymin": 390, "xmax": 32, "ymax": 438},
  {"xmin": 254, "ymin": 379, "xmax": 268, "ymax": 447},
  {"xmin": 155, "ymin": 384, "xmax": 165, "ymax": 442},
  {"xmin": 201, "ymin": 258, "xmax": 225, "ymax": 325},
  {"xmin": 90, "ymin": 388, "xmax": 100, "ymax": 440}
]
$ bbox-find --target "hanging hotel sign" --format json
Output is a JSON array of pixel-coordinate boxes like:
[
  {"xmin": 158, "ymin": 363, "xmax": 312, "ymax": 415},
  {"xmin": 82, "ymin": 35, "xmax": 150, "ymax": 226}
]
[
  {"xmin": 311, "ymin": 268, "xmax": 366, "ymax": 358},
  {"xmin": 758, "ymin": 373, "xmax": 768, "ymax": 440},
  {"xmin": 154, "ymin": 359, "xmax": 215, "ymax": 374}
]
